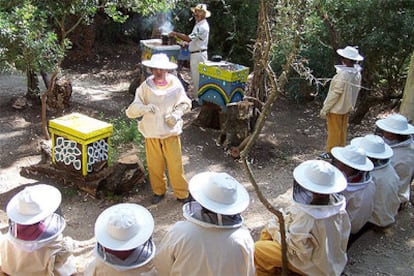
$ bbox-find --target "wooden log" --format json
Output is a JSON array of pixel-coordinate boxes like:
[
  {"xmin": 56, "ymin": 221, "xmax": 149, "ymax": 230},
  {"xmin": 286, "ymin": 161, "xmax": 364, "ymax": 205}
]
[
  {"xmin": 217, "ymin": 101, "xmax": 253, "ymax": 150},
  {"xmin": 21, "ymin": 145, "xmax": 146, "ymax": 197}
]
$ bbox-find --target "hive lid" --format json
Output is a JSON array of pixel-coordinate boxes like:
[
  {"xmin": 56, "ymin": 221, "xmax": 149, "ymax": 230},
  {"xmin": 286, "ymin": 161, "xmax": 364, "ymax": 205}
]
[{"xmin": 49, "ymin": 113, "xmax": 113, "ymax": 139}]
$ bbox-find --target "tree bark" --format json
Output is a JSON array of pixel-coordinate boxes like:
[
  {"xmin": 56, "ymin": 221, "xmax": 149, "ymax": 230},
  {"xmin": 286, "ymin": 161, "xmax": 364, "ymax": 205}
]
[
  {"xmin": 26, "ymin": 69, "xmax": 40, "ymax": 99},
  {"xmin": 400, "ymin": 52, "xmax": 414, "ymax": 122}
]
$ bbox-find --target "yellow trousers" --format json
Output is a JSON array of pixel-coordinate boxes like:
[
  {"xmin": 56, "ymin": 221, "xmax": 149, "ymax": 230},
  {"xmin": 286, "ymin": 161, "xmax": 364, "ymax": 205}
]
[
  {"xmin": 145, "ymin": 136, "xmax": 189, "ymax": 199},
  {"xmin": 326, "ymin": 113, "xmax": 349, "ymax": 153},
  {"xmin": 254, "ymin": 229, "xmax": 303, "ymax": 276}
]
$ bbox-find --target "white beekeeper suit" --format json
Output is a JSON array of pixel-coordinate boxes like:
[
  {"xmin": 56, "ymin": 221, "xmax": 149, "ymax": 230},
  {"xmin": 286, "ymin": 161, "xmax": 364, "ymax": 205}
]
[
  {"xmin": 84, "ymin": 203, "xmax": 157, "ymax": 276},
  {"xmin": 0, "ymin": 184, "xmax": 77, "ymax": 276},
  {"xmin": 341, "ymin": 173, "xmax": 375, "ymax": 234},
  {"xmin": 390, "ymin": 139, "xmax": 414, "ymax": 202},
  {"xmin": 153, "ymin": 172, "xmax": 255, "ymax": 276},
  {"xmin": 332, "ymin": 145, "xmax": 375, "ymax": 234},
  {"xmin": 376, "ymin": 114, "xmax": 414, "ymax": 203},
  {"xmin": 351, "ymin": 134, "xmax": 400, "ymax": 227},
  {"xmin": 254, "ymin": 160, "xmax": 350, "ymax": 276}
]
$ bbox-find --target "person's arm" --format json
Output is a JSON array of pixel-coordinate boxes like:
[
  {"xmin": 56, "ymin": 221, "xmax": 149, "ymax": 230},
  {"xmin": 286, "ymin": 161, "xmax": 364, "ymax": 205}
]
[
  {"xmin": 169, "ymin": 31, "xmax": 191, "ymax": 42},
  {"xmin": 126, "ymin": 84, "xmax": 159, "ymax": 118},
  {"xmin": 320, "ymin": 73, "xmax": 345, "ymax": 118}
]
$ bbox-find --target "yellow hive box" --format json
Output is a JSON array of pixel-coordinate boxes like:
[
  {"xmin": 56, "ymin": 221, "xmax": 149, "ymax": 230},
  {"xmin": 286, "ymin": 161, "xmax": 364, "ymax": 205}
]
[
  {"xmin": 198, "ymin": 61, "xmax": 249, "ymax": 82},
  {"xmin": 49, "ymin": 113, "xmax": 113, "ymax": 176}
]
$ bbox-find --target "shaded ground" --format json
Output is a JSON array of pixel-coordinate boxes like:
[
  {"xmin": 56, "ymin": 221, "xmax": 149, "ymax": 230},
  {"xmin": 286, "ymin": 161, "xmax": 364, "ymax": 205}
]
[{"xmin": 0, "ymin": 44, "xmax": 413, "ymax": 274}]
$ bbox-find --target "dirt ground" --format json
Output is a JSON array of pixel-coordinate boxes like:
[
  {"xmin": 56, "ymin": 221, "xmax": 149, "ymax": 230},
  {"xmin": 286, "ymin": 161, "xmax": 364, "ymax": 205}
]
[{"xmin": 0, "ymin": 44, "xmax": 413, "ymax": 275}]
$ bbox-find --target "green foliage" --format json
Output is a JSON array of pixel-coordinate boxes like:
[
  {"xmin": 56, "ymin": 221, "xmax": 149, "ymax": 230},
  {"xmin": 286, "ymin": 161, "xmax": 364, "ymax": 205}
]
[
  {"xmin": 0, "ymin": 0, "xmax": 177, "ymax": 94},
  {"xmin": 269, "ymin": 0, "xmax": 414, "ymax": 103},
  {"xmin": 207, "ymin": 0, "xmax": 259, "ymax": 67},
  {"xmin": 0, "ymin": 2, "xmax": 64, "ymax": 74},
  {"xmin": 169, "ymin": 0, "xmax": 259, "ymax": 68},
  {"xmin": 105, "ymin": 114, "xmax": 145, "ymax": 163}
]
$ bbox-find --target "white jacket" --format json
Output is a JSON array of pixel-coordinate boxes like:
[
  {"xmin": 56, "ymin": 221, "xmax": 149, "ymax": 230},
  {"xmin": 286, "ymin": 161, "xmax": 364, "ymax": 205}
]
[
  {"xmin": 266, "ymin": 194, "xmax": 350, "ymax": 276},
  {"xmin": 188, "ymin": 19, "xmax": 209, "ymax": 52},
  {"xmin": 389, "ymin": 137, "xmax": 414, "ymax": 203},
  {"xmin": 126, "ymin": 73, "xmax": 191, "ymax": 139},
  {"xmin": 341, "ymin": 173, "xmax": 376, "ymax": 234},
  {"xmin": 153, "ymin": 202, "xmax": 255, "ymax": 276},
  {"xmin": 322, "ymin": 65, "xmax": 362, "ymax": 115},
  {"xmin": 369, "ymin": 161, "xmax": 401, "ymax": 227},
  {"xmin": 0, "ymin": 215, "xmax": 76, "ymax": 276}
]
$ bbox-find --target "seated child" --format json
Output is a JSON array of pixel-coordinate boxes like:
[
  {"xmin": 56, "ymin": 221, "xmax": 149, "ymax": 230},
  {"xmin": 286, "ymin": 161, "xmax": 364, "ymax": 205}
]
[
  {"xmin": 254, "ymin": 160, "xmax": 350, "ymax": 276},
  {"xmin": 0, "ymin": 184, "xmax": 77, "ymax": 276}
]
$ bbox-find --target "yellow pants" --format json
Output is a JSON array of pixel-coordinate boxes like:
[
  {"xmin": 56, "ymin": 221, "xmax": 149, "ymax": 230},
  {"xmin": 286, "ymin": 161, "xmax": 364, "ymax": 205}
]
[
  {"xmin": 326, "ymin": 113, "xmax": 349, "ymax": 153},
  {"xmin": 254, "ymin": 229, "xmax": 303, "ymax": 276},
  {"xmin": 145, "ymin": 136, "xmax": 188, "ymax": 199}
]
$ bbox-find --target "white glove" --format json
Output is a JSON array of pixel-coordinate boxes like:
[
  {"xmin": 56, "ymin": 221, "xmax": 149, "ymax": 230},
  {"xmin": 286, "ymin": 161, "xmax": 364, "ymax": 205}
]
[
  {"xmin": 266, "ymin": 216, "xmax": 282, "ymax": 242},
  {"xmin": 164, "ymin": 111, "xmax": 183, "ymax": 128},
  {"xmin": 142, "ymin": 104, "xmax": 158, "ymax": 114}
]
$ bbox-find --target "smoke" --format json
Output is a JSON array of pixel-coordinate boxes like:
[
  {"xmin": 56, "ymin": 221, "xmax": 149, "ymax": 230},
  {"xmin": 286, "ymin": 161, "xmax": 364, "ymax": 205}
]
[{"xmin": 159, "ymin": 21, "xmax": 174, "ymax": 34}]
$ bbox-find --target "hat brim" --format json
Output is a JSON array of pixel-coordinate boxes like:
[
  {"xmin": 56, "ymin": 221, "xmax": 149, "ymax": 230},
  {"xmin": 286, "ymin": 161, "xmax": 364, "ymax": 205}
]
[
  {"xmin": 331, "ymin": 147, "xmax": 374, "ymax": 171},
  {"xmin": 336, "ymin": 49, "xmax": 364, "ymax": 61},
  {"xmin": 293, "ymin": 160, "xmax": 347, "ymax": 194},
  {"xmin": 351, "ymin": 137, "xmax": 393, "ymax": 159},
  {"xmin": 376, "ymin": 119, "xmax": 414, "ymax": 135},
  {"xmin": 189, "ymin": 172, "xmax": 249, "ymax": 215},
  {"xmin": 190, "ymin": 7, "xmax": 211, "ymax": 18},
  {"xmin": 141, "ymin": 60, "xmax": 177, "ymax": 70},
  {"xmin": 7, "ymin": 184, "xmax": 62, "ymax": 225},
  {"xmin": 95, "ymin": 203, "xmax": 154, "ymax": 251}
]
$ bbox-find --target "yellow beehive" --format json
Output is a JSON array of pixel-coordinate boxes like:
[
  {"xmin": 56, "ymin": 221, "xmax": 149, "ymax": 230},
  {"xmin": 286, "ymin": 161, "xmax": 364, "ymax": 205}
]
[{"xmin": 48, "ymin": 113, "xmax": 113, "ymax": 176}]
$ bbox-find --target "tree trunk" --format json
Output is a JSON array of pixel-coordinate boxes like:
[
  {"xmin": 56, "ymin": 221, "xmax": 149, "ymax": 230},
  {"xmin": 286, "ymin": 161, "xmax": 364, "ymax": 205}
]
[
  {"xmin": 400, "ymin": 53, "xmax": 414, "ymax": 123},
  {"xmin": 26, "ymin": 69, "xmax": 40, "ymax": 99},
  {"xmin": 217, "ymin": 101, "xmax": 253, "ymax": 150},
  {"xmin": 46, "ymin": 78, "xmax": 73, "ymax": 110}
]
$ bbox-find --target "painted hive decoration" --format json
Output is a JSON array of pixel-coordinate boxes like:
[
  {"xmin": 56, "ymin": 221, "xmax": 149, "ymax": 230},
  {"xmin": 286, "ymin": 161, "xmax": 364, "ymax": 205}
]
[
  {"xmin": 48, "ymin": 113, "xmax": 113, "ymax": 176},
  {"xmin": 140, "ymin": 39, "xmax": 180, "ymax": 64},
  {"xmin": 198, "ymin": 61, "xmax": 249, "ymax": 111}
]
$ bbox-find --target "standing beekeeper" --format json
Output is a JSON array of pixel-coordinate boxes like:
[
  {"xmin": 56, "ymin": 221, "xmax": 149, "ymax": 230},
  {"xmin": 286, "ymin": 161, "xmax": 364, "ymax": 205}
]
[
  {"xmin": 169, "ymin": 3, "xmax": 210, "ymax": 100},
  {"xmin": 319, "ymin": 46, "xmax": 364, "ymax": 159},
  {"xmin": 126, "ymin": 53, "xmax": 192, "ymax": 205}
]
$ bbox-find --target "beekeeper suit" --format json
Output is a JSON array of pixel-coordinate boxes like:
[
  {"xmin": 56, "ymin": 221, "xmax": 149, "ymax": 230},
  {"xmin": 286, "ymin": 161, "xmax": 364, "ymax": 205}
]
[
  {"xmin": 153, "ymin": 172, "xmax": 255, "ymax": 276},
  {"xmin": 254, "ymin": 160, "xmax": 351, "ymax": 276},
  {"xmin": 320, "ymin": 46, "xmax": 364, "ymax": 155},
  {"xmin": 376, "ymin": 114, "xmax": 414, "ymax": 203},
  {"xmin": 351, "ymin": 134, "xmax": 400, "ymax": 227},
  {"xmin": 332, "ymin": 145, "xmax": 375, "ymax": 234},
  {"xmin": 0, "ymin": 184, "xmax": 77, "ymax": 276},
  {"xmin": 84, "ymin": 203, "xmax": 157, "ymax": 276}
]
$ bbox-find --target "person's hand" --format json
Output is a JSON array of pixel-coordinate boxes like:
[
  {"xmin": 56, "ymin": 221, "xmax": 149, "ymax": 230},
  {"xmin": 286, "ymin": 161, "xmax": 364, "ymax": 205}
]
[
  {"xmin": 165, "ymin": 114, "xmax": 178, "ymax": 128},
  {"xmin": 143, "ymin": 104, "xmax": 158, "ymax": 114},
  {"xmin": 164, "ymin": 111, "xmax": 183, "ymax": 128},
  {"xmin": 320, "ymin": 109, "xmax": 328, "ymax": 119}
]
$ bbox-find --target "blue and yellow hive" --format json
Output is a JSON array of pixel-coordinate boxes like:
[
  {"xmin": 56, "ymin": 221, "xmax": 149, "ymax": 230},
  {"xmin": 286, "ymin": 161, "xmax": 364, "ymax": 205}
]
[{"xmin": 198, "ymin": 61, "xmax": 249, "ymax": 110}]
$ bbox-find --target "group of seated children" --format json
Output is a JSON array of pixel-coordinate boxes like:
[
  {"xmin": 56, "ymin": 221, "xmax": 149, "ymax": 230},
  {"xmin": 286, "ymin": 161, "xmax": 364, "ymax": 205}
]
[
  {"xmin": 0, "ymin": 113, "xmax": 412, "ymax": 276},
  {"xmin": 255, "ymin": 112, "xmax": 414, "ymax": 276}
]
